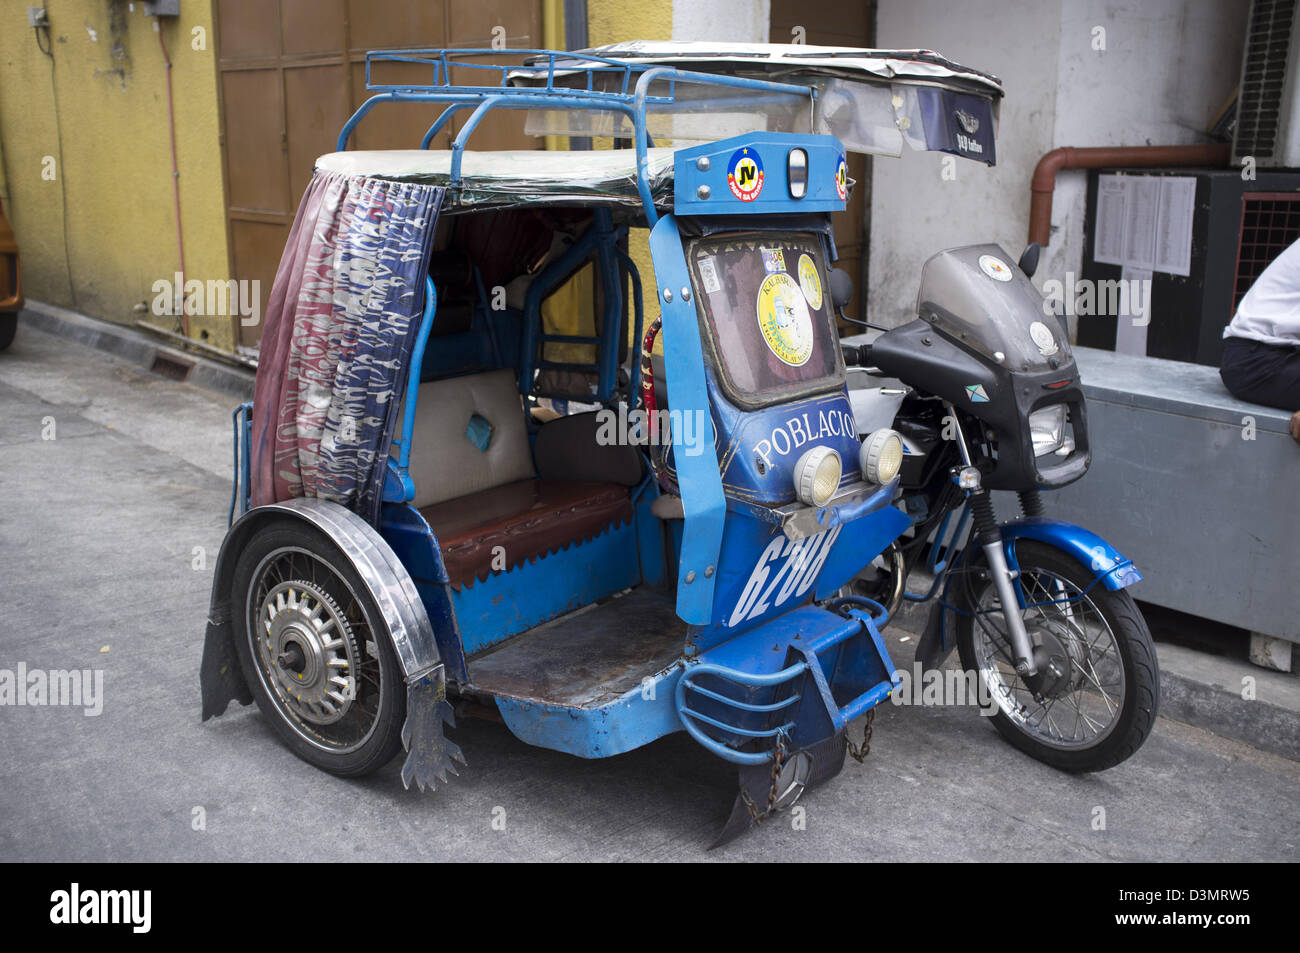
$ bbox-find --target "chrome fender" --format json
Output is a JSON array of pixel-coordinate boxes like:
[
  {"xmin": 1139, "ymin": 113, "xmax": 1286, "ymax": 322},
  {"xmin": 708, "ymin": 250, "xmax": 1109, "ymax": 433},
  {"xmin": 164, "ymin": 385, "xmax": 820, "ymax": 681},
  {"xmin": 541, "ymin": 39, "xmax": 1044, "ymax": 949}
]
[{"xmin": 199, "ymin": 498, "xmax": 459, "ymax": 790}]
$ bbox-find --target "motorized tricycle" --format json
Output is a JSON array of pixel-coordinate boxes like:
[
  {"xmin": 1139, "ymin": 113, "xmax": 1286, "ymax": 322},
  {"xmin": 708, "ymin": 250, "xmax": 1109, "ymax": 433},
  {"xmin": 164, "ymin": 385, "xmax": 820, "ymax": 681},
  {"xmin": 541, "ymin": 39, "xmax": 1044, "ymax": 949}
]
[{"xmin": 200, "ymin": 42, "xmax": 1156, "ymax": 845}]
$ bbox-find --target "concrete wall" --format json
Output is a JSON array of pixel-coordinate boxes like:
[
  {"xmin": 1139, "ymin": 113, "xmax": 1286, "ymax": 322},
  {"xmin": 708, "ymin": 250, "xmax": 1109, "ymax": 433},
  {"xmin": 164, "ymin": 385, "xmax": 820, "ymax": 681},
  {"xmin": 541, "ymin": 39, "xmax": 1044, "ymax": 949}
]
[
  {"xmin": 870, "ymin": 0, "xmax": 1248, "ymax": 332},
  {"xmin": 0, "ymin": 0, "xmax": 230, "ymax": 347}
]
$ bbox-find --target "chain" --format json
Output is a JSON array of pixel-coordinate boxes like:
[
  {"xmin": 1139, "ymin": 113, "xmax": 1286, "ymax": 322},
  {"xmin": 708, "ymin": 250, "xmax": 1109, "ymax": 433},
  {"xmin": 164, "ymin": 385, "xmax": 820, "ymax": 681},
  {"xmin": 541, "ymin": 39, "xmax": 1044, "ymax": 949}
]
[
  {"xmin": 846, "ymin": 708, "xmax": 875, "ymax": 763},
  {"xmin": 740, "ymin": 729, "xmax": 790, "ymax": 823}
]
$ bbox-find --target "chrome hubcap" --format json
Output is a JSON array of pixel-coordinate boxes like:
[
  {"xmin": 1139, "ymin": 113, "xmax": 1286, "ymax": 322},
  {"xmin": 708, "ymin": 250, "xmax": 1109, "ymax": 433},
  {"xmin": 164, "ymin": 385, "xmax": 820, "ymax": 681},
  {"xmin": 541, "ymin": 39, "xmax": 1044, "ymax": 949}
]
[{"xmin": 259, "ymin": 580, "xmax": 359, "ymax": 726}]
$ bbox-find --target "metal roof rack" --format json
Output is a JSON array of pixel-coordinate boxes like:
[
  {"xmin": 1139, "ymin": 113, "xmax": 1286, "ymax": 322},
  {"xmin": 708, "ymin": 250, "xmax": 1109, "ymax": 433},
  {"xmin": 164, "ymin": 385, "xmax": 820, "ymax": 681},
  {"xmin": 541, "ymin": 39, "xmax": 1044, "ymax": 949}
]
[{"xmin": 337, "ymin": 48, "xmax": 818, "ymax": 225}]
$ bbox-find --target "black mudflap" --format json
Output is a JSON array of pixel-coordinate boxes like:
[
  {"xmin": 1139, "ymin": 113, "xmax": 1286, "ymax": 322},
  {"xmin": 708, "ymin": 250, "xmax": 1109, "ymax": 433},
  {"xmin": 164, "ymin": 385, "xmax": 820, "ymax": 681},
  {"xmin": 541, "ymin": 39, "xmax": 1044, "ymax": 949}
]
[{"xmin": 711, "ymin": 731, "xmax": 847, "ymax": 848}]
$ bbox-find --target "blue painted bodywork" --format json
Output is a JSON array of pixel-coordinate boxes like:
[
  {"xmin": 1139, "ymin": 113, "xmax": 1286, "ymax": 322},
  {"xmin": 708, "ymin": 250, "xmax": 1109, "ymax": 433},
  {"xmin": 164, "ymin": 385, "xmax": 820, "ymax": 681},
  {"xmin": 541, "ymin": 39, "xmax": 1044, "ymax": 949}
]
[
  {"xmin": 673, "ymin": 133, "xmax": 849, "ymax": 216},
  {"xmin": 1001, "ymin": 516, "xmax": 1143, "ymax": 594},
  {"xmin": 452, "ymin": 520, "xmax": 642, "ymax": 655}
]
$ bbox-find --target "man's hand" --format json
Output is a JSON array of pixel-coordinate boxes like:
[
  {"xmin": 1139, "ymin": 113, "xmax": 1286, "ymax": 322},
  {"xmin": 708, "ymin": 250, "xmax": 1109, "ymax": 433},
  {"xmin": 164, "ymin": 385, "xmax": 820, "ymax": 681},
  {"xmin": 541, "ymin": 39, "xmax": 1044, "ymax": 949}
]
[{"xmin": 1291, "ymin": 410, "xmax": 1300, "ymax": 444}]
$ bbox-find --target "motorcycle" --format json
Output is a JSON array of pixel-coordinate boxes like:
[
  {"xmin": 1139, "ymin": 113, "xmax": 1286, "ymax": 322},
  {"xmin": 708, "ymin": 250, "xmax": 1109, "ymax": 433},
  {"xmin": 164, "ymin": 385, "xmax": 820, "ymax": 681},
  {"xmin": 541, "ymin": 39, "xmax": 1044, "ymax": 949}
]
[{"xmin": 837, "ymin": 243, "xmax": 1159, "ymax": 772}]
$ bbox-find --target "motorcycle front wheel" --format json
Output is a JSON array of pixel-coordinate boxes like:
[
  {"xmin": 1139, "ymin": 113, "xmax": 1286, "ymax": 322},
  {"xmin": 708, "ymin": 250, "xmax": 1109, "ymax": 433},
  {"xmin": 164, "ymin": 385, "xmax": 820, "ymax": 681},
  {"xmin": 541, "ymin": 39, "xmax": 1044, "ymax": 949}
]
[{"xmin": 954, "ymin": 541, "xmax": 1158, "ymax": 772}]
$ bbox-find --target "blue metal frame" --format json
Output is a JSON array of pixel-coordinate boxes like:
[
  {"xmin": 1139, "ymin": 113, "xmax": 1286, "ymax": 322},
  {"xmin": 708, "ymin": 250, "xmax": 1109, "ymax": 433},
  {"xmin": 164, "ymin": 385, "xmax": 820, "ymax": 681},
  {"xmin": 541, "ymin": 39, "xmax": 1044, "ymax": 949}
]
[
  {"xmin": 677, "ymin": 599, "xmax": 897, "ymax": 764},
  {"xmin": 336, "ymin": 49, "xmax": 817, "ymax": 227},
  {"xmin": 382, "ymin": 276, "xmax": 438, "ymax": 505},
  {"xmin": 648, "ymin": 214, "xmax": 727, "ymax": 624},
  {"xmin": 228, "ymin": 401, "xmax": 252, "ymax": 527}
]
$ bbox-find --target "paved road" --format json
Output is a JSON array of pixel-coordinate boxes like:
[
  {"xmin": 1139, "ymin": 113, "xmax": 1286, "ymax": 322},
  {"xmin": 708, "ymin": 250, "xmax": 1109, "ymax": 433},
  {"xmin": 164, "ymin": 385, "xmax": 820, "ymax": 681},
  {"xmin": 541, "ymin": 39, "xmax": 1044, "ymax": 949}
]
[{"xmin": 1, "ymin": 322, "xmax": 1297, "ymax": 862}]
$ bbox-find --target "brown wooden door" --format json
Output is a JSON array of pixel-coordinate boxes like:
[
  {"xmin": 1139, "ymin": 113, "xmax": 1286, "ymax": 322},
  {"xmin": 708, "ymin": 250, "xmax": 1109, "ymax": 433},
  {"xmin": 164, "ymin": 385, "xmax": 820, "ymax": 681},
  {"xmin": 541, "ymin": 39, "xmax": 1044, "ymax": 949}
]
[
  {"xmin": 769, "ymin": 1, "xmax": 875, "ymax": 332},
  {"xmin": 215, "ymin": 0, "xmax": 543, "ymax": 350}
]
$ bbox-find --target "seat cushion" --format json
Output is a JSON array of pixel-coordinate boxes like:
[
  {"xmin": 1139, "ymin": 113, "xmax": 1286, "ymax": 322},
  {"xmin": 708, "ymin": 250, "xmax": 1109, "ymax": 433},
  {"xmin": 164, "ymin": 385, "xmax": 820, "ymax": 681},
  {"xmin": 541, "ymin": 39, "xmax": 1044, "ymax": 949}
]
[
  {"xmin": 398, "ymin": 368, "xmax": 535, "ymax": 509},
  {"xmin": 420, "ymin": 479, "xmax": 634, "ymax": 588}
]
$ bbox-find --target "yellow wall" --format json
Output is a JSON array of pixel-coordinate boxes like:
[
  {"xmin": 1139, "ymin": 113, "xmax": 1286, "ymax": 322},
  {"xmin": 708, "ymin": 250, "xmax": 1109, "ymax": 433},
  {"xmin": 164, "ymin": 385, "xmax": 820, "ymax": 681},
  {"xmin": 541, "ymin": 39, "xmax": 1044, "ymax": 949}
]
[
  {"xmin": 0, "ymin": 0, "xmax": 230, "ymax": 348},
  {"xmin": 587, "ymin": 0, "xmax": 673, "ymax": 352}
]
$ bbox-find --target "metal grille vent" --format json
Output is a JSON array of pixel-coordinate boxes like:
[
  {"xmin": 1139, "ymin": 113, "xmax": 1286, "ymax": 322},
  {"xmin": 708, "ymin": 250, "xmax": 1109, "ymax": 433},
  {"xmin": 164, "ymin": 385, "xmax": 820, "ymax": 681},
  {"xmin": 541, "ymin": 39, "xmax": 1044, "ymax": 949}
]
[
  {"xmin": 1234, "ymin": 192, "xmax": 1300, "ymax": 311},
  {"xmin": 1237, "ymin": 0, "xmax": 1297, "ymax": 159}
]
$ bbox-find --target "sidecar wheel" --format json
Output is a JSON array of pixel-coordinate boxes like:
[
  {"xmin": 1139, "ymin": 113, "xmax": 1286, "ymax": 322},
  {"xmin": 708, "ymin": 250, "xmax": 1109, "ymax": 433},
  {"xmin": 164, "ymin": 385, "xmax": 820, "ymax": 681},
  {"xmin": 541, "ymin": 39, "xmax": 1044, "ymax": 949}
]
[
  {"xmin": 0, "ymin": 314, "xmax": 16, "ymax": 351},
  {"xmin": 954, "ymin": 541, "xmax": 1158, "ymax": 772},
  {"xmin": 231, "ymin": 519, "xmax": 406, "ymax": 777}
]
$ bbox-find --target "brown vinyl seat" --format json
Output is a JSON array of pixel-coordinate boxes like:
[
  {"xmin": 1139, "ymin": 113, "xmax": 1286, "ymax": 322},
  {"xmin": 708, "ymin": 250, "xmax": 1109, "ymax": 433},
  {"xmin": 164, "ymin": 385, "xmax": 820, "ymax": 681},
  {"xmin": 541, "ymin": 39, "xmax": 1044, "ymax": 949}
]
[{"xmin": 420, "ymin": 479, "xmax": 634, "ymax": 589}]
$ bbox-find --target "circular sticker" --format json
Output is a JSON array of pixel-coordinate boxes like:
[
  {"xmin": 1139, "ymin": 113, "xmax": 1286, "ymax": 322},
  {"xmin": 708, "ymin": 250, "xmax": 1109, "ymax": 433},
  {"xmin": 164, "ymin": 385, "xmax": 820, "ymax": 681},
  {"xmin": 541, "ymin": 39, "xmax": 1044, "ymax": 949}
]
[
  {"xmin": 797, "ymin": 254, "xmax": 823, "ymax": 310},
  {"xmin": 1029, "ymin": 320, "xmax": 1059, "ymax": 356},
  {"xmin": 978, "ymin": 254, "xmax": 1013, "ymax": 282},
  {"xmin": 756, "ymin": 272, "xmax": 814, "ymax": 366},
  {"xmin": 727, "ymin": 147, "xmax": 764, "ymax": 202},
  {"xmin": 834, "ymin": 154, "xmax": 848, "ymax": 201}
]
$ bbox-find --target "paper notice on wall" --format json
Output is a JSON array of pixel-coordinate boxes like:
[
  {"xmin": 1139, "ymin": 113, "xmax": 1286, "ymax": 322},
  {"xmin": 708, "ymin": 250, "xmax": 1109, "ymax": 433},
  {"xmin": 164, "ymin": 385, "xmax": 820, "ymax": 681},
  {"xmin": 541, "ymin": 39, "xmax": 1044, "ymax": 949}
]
[
  {"xmin": 1154, "ymin": 177, "xmax": 1196, "ymax": 276},
  {"xmin": 1094, "ymin": 176, "xmax": 1127, "ymax": 266},
  {"xmin": 1114, "ymin": 265, "xmax": 1153, "ymax": 356},
  {"xmin": 1093, "ymin": 174, "xmax": 1196, "ymax": 277}
]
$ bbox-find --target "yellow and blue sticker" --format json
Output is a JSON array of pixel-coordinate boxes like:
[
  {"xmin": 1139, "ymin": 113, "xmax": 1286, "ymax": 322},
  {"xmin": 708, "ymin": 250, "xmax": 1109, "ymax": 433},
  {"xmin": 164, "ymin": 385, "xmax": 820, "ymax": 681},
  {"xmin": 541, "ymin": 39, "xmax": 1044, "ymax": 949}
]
[
  {"xmin": 834, "ymin": 153, "xmax": 848, "ymax": 202},
  {"xmin": 727, "ymin": 147, "xmax": 764, "ymax": 202}
]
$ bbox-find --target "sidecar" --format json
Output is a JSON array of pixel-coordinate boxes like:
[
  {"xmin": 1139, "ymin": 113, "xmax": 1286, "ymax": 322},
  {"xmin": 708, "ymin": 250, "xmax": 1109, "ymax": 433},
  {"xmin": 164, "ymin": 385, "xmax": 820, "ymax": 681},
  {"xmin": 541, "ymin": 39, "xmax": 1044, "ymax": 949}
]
[{"xmin": 199, "ymin": 43, "xmax": 1003, "ymax": 838}]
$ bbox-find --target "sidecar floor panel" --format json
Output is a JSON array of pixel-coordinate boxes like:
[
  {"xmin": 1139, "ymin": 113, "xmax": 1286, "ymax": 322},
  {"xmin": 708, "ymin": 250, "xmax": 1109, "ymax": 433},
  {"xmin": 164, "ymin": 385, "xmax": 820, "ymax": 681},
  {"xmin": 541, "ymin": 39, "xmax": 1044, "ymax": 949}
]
[{"xmin": 465, "ymin": 587, "xmax": 685, "ymax": 709}]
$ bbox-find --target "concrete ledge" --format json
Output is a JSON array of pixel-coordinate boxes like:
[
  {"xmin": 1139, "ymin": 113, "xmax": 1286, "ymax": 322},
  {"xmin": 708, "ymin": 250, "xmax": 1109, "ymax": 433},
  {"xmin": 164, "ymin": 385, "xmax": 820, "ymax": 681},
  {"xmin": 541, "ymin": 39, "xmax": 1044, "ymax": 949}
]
[
  {"xmin": 20, "ymin": 301, "xmax": 254, "ymax": 401},
  {"xmin": 1156, "ymin": 641, "xmax": 1300, "ymax": 762}
]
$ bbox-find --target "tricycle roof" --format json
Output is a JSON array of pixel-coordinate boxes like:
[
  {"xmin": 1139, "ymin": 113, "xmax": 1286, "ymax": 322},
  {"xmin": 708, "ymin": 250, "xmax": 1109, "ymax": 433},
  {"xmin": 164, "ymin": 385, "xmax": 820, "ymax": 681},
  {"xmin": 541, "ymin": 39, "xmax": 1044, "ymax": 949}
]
[
  {"xmin": 527, "ymin": 41, "xmax": 1004, "ymax": 97},
  {"xmin": 314, "ymin": 147, "xmax": 676, "ymax": 211}
]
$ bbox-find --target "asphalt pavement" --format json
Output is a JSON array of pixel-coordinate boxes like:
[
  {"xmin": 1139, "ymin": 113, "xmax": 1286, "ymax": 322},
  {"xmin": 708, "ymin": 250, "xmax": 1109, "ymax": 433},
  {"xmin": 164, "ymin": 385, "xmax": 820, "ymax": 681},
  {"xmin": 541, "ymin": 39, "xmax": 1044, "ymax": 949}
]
[{"xmin": 1, "ymin": 321, "xmax": 1297, "ymax": 862}]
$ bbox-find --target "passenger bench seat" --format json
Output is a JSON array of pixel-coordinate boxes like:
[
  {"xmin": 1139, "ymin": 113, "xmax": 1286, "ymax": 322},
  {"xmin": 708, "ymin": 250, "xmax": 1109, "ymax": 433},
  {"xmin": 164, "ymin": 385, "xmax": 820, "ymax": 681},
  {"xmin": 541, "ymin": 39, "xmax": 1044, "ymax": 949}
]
[{"xmin": 400, "ymin": 370, "xmax": 641, "ymax": 589}]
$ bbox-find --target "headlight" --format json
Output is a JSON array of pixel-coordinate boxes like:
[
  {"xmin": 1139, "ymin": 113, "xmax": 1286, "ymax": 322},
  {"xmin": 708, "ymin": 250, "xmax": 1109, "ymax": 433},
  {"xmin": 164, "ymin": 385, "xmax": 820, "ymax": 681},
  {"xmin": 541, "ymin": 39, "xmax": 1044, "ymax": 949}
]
[
  {"xmin": 793, "ymin": 446, "xmax": 841, "ymax": 506},
  {"xmin": 860, "ymin": 428, "xmax": 903, "ymax": 485},
  {"xmin": 1028, "ymin": 405, "xmax": 1067, "ymax": 456}
]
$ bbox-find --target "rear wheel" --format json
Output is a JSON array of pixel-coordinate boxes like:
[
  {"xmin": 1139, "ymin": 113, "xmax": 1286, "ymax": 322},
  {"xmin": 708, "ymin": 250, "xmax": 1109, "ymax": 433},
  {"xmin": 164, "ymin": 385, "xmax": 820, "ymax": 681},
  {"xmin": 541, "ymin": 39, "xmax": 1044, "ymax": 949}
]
[
  {"xmin": 231, "ymin": 520, "xmax": 405, "ymax": 777},
  {"xmin": 0, "ymin": 314, "xmax": 16, "ymax": 351},
  {"xmin": 955, "ymin": 541, "xmax": 1158, "ymax": 772}
]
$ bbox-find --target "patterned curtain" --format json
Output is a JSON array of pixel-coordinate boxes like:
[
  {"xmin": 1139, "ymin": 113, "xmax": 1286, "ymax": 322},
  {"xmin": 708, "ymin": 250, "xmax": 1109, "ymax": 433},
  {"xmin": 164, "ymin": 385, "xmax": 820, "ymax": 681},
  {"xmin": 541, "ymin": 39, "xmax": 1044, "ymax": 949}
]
[{"xmin": 250, "ymin": 171, "xmax": 444, "ymax": 524}]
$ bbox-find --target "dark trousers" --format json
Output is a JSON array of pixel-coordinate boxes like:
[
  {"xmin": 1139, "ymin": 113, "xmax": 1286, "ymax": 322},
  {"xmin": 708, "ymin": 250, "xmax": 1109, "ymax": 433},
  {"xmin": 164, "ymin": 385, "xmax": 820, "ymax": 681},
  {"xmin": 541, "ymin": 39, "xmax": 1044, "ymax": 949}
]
[{"xmin": 1219, "ymin": 335, "xmax": 1300, "ymax": 411}]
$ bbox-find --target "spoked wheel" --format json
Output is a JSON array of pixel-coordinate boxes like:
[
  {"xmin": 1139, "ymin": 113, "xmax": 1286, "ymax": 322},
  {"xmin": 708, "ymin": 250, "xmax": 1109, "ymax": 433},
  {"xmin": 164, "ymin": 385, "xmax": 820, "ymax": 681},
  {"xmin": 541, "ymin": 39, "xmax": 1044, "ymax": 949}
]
[
  {"xmin": 955, "ymin": 541, "xmax": 1158, "ymax": 772},
  {"xmin": 231, "ymin": 520, "xmax": 405, "ymax": 777}
]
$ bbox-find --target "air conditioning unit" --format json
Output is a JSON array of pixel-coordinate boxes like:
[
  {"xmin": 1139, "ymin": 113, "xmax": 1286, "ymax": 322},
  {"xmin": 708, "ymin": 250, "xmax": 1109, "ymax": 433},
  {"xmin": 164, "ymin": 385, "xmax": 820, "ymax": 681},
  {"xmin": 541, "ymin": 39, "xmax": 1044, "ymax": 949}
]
[{"xmin": 1234, "ymin": 0, "xmax": 1300, "ymax": 168}]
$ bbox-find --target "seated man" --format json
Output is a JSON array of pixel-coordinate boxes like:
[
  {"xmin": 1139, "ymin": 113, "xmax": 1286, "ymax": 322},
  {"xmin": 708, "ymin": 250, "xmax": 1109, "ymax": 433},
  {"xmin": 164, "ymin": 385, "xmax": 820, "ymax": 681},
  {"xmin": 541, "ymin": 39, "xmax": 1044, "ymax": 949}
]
[{"xmin": 1220, "ymin": 237, "xmax": 1300, "ymax": 443}]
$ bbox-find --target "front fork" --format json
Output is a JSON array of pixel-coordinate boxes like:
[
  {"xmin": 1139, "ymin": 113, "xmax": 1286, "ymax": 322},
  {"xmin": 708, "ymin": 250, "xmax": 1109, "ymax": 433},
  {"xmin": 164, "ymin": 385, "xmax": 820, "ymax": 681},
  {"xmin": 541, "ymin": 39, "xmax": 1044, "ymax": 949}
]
[{"xmin": 947, "ymin": 403, "xmax": 1038, "ymax": 677}]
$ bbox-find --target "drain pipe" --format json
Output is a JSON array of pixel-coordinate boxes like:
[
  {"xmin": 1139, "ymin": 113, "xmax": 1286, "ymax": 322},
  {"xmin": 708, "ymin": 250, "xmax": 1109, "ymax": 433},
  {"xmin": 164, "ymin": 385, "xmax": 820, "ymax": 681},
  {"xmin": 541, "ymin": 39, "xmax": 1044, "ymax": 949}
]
[
  {"xmin": 154, "ymin": 16, "xmax": 189, "ymax": 338},
  {"xmin": 1028, "ymin": 144, "xmax": 1230, "ymax": 247}
]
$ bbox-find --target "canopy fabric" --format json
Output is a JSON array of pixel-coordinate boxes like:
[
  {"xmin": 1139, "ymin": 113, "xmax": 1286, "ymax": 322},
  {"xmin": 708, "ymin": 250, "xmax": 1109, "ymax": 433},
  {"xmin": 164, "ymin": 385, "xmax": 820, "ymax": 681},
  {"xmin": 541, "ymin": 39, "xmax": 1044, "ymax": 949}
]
[
  {"xmin": 250, "ymin": 170, "xmax": 444, "ymax": 523},
  {"xmin": 315, "ymin": 149, "xmax": 676, "ymax": 210}
]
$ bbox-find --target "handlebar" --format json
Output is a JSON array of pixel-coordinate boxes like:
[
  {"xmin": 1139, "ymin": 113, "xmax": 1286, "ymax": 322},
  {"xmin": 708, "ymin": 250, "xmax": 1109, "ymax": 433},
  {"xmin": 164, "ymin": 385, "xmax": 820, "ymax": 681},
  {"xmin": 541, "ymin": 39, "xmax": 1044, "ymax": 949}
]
[{"xmin": 841, "ymin": 343, "xmax": 871, "ymax": 367}]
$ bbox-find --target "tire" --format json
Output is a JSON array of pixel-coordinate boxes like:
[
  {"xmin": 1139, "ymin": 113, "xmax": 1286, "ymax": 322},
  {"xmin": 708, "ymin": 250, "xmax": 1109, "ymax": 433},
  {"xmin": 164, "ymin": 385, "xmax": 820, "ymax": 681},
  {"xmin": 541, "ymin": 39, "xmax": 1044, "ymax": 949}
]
[
  {"xmin": 954, "ymin": 540, "xmax": 1158, "ymax": 772},
  {"xmin": 231, "ymin": 518, "xmax": 406, "ymax": 777},
  {"xmin": 0, "ymin": 314, "xmax": 16, "ymax": 352}
]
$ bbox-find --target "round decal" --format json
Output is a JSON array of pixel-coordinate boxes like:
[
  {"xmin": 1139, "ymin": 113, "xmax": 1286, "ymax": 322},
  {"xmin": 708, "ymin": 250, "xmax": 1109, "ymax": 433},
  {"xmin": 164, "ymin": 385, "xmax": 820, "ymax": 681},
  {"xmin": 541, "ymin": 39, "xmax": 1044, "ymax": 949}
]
[
  {"xmin": 756, "ymin": 272, "xmax": 814, "ymax": 366},
  {"xmin": 834, "ymin": 154, "xmax": 848, "ymax": 201},
  {"xmin": 1029, "ymin": 320, "xmax": 1059, "ymax": 356},
  {"xmin": 727, "ymin": 147, "xmax": 765, "ymax": 202},
  {"xmin": 797, "ymin": 254, "xmax": 823, "ymax": 310},
  {"xmin": 978, "ymin": 254, "xmax": 1013, "ymax": 282}
]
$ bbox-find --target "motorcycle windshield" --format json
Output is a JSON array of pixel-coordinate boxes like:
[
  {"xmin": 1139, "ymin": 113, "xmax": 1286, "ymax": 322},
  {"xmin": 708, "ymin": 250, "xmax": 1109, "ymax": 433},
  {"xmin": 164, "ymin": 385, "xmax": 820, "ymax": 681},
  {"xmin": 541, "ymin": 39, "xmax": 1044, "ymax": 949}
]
[{"xmin": 918, "ymin": 244, "xmax": 1071, "ymax": 373}]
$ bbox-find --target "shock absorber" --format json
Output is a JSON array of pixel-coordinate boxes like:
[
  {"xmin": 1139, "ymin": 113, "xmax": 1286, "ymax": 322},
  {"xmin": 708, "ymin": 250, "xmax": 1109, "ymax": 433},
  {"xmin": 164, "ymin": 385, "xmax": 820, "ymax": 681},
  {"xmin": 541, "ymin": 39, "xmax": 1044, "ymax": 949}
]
[
  {"xmin": 968, "ymin": 488, "xmax": 999, "ymax": 543},
  {"xmin": 1018, "ymin": 489, "xmax": 1044, "ymax": 518},
  {"xmin": 945, "ymin": 403, "xmax": 1039, "ymax": 677}
]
